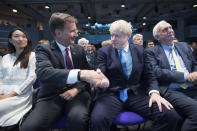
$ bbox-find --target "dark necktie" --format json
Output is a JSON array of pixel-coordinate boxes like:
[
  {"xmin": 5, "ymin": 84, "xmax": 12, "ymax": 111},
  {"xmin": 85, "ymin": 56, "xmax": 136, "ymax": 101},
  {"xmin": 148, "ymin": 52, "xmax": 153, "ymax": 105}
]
[{"xmin": 65, "ymin": 47, "xmax": 73, "ymax": 69}]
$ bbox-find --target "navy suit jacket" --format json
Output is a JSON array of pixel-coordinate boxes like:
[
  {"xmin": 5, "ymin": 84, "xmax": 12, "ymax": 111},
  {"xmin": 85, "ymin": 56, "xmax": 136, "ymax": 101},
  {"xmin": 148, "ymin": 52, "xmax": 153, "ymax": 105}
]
[
  {"xmin": 144, "ymin": 42, "xmax": 197, "ymax": 94},
  {"xmin": 35, "ymin": 41, "xmax": 90, "ymax": 99},
  {"xmin": 97, "ymin": 44, "xmax": 158, "ymax": 95}
]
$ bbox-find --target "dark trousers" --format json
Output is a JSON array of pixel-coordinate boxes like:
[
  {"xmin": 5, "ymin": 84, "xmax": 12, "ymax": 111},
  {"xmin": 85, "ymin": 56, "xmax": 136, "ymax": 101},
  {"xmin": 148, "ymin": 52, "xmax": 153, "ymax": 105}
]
[
  {"xmin": 90, "ymin": 92, "xmax": 180, "ymax": 131},
  {"xmin": 20, "ymin": 91, "xmax": 91, "ymax": 131},
  {"xmin": 0, "ymin": 125, "xmax": 19, "ymax": 131},
  {"xmin": 163, "ymin": 88, "xmax": 197, "ymax": 131}
]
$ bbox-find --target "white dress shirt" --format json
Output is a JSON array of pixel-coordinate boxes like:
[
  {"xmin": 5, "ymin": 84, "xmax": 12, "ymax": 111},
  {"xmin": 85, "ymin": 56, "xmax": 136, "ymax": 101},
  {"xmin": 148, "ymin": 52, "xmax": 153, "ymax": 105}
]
[{"xmin": 56, "ymin": 41, "xmax": 80, "ymax": 84}]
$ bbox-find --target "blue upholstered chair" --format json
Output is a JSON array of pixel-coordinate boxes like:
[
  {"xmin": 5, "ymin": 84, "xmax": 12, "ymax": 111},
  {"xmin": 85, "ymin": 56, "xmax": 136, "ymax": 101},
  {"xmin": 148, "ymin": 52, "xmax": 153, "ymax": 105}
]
[
  {"xmin": 113, "ymin": 111, "xmax": 146, "ymax": 126},
  {"xmin": 111, "ymin": 111, "xmax": 146, "ymax": 131}
]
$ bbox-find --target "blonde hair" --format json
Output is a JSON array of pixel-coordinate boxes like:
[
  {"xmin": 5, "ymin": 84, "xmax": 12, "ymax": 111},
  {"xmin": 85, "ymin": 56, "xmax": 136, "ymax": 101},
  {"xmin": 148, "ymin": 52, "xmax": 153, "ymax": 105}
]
[
  {"xmin": 101, "ymin": 40, "xmax": 111, "ymax": 47},
  {"xmin": 109, "ymin": 20, "xmax": 132, "ymax": 36},
  {"xmin": 38, "ymin": 40, "xmax": 49, "ymax": 45}
]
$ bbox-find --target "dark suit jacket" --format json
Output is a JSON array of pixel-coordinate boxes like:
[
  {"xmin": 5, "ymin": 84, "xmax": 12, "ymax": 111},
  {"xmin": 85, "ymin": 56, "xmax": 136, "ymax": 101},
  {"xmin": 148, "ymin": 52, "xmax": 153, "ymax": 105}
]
[
  {"xmin": 97, "ymin": 44, "xmax": 158, "ymax": 95},
  {"xmin": 144, "ymin": 42, "xmax": 197, "ymax": 94},
  {"xmin": 35, "ymin": 41, "xmax": 90, "ymax": 99}
]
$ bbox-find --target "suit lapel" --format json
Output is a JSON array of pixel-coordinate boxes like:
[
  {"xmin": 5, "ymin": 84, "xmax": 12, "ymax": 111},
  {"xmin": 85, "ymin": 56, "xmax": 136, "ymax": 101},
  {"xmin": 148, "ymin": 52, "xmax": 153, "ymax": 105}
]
[
  {"xmin": 112, "ymin": 47, "xmax": 128, "ymax": 79},
  {"xmin": 157, "ymin": 44, "xmax": 171, "ymax": 69},
  {"xmin": 51, "ymin": 41, "xmax": 65, "ymax": 68},
  {"xmin": 174, "ymin": 43, "xmax": 190, "ymax": 71},
  {"xmin": 70, "ymin": 45, "xmax": 78, "ymax": 69},
  {"xmin": 128, "ymin": 44, "xmax": 135, "ymax": 78}
]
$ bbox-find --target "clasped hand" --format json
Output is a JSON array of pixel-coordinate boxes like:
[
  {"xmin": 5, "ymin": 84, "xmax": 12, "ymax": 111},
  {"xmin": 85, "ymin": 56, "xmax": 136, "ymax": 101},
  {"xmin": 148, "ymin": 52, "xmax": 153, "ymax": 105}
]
[
  {"xmin": 187, "ymin": 72, "xmax": 197, "ymax": 84},
  {"xmin": 80, "ymin": 69, "xmax": 110, "ymax": 88},
  {"xmin": 0, "ymin": 92, "xmax": 17, "ymax": 100}
]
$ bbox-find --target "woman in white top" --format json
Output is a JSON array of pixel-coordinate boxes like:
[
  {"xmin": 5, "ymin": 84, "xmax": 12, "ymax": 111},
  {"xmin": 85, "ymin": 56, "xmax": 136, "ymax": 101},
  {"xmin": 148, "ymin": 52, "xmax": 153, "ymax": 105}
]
[{"xmin": 0, "ymin": 28, "xmax": 36, "ymax": 130}]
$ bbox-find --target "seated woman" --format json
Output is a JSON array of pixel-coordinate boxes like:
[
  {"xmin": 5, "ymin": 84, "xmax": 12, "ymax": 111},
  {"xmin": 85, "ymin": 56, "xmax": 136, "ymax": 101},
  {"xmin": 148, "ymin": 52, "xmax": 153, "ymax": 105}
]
[{"xmin": 0, "ymin": 28, "xmax": 36, "ymax": 131}]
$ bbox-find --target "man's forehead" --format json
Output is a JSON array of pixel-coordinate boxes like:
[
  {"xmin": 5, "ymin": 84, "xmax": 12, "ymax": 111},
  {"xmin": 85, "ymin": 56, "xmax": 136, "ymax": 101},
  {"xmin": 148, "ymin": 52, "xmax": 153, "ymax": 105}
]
[
  {"xmin": 110, "ymin": 29, "xmax": 122, "ymax": 35},
  {"xmin": 64, "ymin": 22, "xmax": 76, "ymax": 28},
  {"xmin": 158, "ymin": 22, "xmax": 171, "ymax": 31}
]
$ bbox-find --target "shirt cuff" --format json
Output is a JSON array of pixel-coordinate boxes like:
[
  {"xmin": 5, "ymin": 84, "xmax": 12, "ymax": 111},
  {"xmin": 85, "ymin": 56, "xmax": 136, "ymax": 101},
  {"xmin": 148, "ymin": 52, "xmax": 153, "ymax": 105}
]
[
  {"xmin": 184, "ymin": 72, "xmax": 188, "ymax": 82},
  {"xmin": 66, "ymin": 69, "xmax": 80, "ymax": 84},
  {"xmin": 149, "ymin": 90, "xmax": 160, "ymax": 96}
]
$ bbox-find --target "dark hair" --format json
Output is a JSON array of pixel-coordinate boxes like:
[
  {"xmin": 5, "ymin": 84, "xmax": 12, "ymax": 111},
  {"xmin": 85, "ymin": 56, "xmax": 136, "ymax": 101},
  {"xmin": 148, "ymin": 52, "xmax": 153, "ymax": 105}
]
[
  {"xmin": 8, "ymin": 28, "xmax": 33, "ymax": 68},
  {"xmin": 49, "ymin": 12, "xmax": 78, "ymax": 36},
  {"xmin": 189, "ymin": 41, "xmax": 197, "ymax": 45}
]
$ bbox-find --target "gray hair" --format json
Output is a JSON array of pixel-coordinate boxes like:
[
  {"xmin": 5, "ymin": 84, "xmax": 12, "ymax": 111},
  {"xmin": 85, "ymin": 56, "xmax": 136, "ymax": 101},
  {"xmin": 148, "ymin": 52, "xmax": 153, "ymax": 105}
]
[
  {"xmin": 132, "ymin": 34, "xmax": 143, "ymax": 41},
  {"xmin": 78, "ymin": 38, "xmax": 89, "ymax": 45},
  {"xmin": 153, "ymin": 20, "xmax": 167, "ymax": 39}
]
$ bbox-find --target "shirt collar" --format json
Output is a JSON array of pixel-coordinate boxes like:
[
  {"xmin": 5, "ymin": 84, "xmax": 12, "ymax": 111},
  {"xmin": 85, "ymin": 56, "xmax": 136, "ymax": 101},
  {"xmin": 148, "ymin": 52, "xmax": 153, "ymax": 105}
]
[
  {"xmin": 55, "ymin": 40, "xmax": 70, "ymax": 53},
  {"xmin": 161, "ymin": 43, "xmax": 174, "ymax": 51},
  {"xmin": 118, "ymin": 44, "xmax": 129, "ymax": 52}
]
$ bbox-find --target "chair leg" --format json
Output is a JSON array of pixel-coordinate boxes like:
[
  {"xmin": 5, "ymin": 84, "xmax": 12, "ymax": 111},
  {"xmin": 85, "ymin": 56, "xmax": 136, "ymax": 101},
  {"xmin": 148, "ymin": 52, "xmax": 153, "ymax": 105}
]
[
  {"xmin": 110, "ymin": 125, "xmax": 118, "ymax": 131},
  {"xmin": 136, "ymin": 123, "xmax": 146, "ymax": 131}
]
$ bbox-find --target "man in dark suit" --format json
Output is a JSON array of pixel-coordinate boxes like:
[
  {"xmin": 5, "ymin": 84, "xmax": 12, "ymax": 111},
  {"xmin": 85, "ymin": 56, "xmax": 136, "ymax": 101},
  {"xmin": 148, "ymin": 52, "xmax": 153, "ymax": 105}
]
[
  {"xmin": 144, "ymin": 20, "xmax": 197, "ymax": 131},
  {"xmin": 20, "ymin": 12, "xmax": 109, "ymax": 131},
  {"xmin": 90, "ymin": 20, "xmax": 180, "ymax": 131}
]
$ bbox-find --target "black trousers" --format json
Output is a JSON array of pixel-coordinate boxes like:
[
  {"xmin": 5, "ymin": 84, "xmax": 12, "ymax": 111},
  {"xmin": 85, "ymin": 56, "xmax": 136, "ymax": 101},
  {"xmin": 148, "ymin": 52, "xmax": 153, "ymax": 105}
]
[
  {"xmin": 163, "ymin": 88, "xmax": 197, "ymax": 131},
  {"xmin": 90, "ymin": 91, "xmax": 180, "ymax": 131},
  {"xmin": 20, "ymin": 91, "xmax": 91, "ymax": 131},
  {"xmin": 0, "ymin": 125, "xmax": 19, "ymax": 131}
]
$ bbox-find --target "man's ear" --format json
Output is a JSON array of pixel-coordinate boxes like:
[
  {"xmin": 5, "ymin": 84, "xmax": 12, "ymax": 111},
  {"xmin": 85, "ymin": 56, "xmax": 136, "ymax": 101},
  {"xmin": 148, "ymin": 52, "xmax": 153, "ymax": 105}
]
[
  {"xmin": 127, "ymin": 34, "xmax": 131, "ymax": 40},
  {"xmin": 155, "ymin": 35, "xmax": 159, "ymax": 41},
  {"xmin": 55, "ymin": 29, "xmax": 61, "ymax": 37}
]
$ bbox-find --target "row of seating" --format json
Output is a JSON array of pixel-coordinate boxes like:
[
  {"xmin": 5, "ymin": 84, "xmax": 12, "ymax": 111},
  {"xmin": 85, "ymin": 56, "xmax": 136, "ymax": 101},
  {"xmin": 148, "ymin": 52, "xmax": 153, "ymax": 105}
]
[
  {"xmin": 52, "ymin": 110, "xmax": 146, "ymax": 130},
  {"xmin": 32, "ymin": 80, "xmax": 147, "ymax": 130}
]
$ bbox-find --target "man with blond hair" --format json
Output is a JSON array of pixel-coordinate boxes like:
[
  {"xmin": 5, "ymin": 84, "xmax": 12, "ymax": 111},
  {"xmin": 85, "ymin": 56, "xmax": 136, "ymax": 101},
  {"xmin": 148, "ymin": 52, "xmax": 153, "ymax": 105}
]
[
  {"xmin": 145, "ymin": 20, "xmax": 197, "ymax": 130},
  {"xmin": 90, "ymin": 19, "xmax": 179, "ymax": 131}
]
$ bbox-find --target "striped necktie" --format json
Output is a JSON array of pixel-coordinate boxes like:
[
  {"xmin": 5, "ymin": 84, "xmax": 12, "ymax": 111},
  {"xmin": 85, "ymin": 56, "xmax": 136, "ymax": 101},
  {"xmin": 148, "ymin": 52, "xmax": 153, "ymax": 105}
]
[{"xmin": 170, "ymin": 46, "xmax": 187, "ymax": 89}]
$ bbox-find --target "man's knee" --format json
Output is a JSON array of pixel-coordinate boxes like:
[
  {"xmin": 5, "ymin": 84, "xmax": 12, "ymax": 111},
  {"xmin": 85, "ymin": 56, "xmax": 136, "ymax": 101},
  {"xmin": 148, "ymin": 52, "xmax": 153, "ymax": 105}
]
[
  {"xmin": 159, "ymin": 106, "xmax": 180, "ymax": 122},
  {"xmin": 20, "ymin": 121, "xmax": 40, "ymax": 131},
  {"xmin": 67, "ymin": 108, "xmax": 89, "ymax": 126}
]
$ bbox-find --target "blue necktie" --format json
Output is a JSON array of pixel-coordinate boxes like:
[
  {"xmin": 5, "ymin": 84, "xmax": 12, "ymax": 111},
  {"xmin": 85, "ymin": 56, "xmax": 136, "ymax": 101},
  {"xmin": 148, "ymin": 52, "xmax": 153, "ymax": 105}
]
[{"xmin": 119, "ymin": 50, "xmax": 128, "ymax": 102}]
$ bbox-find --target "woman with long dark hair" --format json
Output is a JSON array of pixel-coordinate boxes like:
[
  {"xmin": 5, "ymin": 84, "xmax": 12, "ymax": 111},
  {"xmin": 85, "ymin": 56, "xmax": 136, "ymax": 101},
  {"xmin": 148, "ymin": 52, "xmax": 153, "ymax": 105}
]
[{"xmin": 0, "ymin": 28, "xmax": 36, "ymax": 130}]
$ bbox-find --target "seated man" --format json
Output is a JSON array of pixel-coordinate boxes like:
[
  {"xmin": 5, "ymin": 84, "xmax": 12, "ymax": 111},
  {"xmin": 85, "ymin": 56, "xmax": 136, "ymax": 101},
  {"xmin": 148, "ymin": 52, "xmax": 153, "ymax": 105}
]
[
  {"xmin": 144, "ymin": 20, "xmax": 197, "ymax": 130},
  {"xmin": 20, "ymin": 12, "xmax": 109, "ymax": 131},
  {"xmin": 90, "ymin": 20, "xmax": 180, "ymax": 131},
  {"xmin": 146, "ymin": 40, "xmax": 155, "ymax": 48},
  {"xmin": 132, "ymin": 33, "xmax": 143, "ymax": 46}
]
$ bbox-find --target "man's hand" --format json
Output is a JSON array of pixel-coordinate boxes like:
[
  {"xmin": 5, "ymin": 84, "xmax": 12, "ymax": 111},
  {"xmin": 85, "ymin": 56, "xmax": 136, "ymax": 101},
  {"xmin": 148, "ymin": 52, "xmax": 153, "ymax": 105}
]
[
  {"xmin": 187, "ymin": 72, "xmax": 197, "ymax": 83},
  {"xmin": 149, "ymin": 92, "xmax": 173, "ymax": 112},
  {"xmin": 0, "ymin": 92, "xmax": 17, "ymax": 100},
  {"xmin": 80, "ymin": 69, "xmax": 110, "ymax": 88},
  {"xmin": 59, "ymin": 88, "xmax": 79, "ymax": 101},
  {"xmin": 96, "ymin": 69, "xmax": 110, "ymax": 88}
]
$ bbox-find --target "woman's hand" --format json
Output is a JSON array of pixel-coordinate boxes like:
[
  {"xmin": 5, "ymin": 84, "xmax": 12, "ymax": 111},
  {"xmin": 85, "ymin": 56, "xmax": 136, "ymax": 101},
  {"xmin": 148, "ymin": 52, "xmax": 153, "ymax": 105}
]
[{"xmin": 0, "ymin": 92, "xmax": 17, "ymax": 100}]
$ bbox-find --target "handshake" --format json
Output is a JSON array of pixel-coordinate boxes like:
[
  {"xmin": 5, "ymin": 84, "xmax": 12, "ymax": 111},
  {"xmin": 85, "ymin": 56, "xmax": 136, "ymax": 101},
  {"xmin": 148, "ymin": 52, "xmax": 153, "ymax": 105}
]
[{"xmin": 79, "ymin": 69, "xmax": 110, "ymax": 88}]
